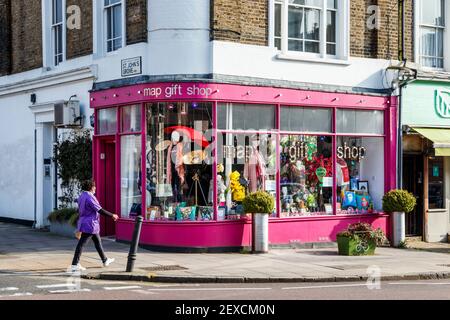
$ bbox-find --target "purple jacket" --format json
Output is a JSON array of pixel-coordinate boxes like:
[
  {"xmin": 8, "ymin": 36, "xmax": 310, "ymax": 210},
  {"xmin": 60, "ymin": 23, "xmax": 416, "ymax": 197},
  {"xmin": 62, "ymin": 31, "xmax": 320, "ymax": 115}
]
[{"xmin": 77, "ymin": 191, "xmax": 102, "ymax": 234}]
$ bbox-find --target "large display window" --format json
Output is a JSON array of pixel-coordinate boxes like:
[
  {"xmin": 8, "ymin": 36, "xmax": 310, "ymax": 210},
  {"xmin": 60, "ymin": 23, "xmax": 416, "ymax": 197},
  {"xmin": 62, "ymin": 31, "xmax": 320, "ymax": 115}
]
[
  {"xmin": 95, "ymin": 100, "xmax": 389, "ymax": 223},
  {"xmin": 280, "ymin": 135, "xmax": 333, "ymax": 217},
  {"xmin": 145, "ymin": 102, "xmax": 214, "ymax": 221}
]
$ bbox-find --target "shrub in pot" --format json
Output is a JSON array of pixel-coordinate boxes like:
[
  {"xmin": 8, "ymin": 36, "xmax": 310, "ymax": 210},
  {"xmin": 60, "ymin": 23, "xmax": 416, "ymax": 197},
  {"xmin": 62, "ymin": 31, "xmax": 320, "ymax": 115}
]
[
  {"xmin": 48, "ymin": 208, "xmax": 79, "ymax": 238},
  {"xmin": 242, "ymin": 191, "xmax": 275, "ymax": 253},
  {"xmin": 382, "ymin": 190, "xmax": 416, "ymax": 247},
  {"xmin": 336, "ymin": 222, "xmax": 387, "ymax": 256}
]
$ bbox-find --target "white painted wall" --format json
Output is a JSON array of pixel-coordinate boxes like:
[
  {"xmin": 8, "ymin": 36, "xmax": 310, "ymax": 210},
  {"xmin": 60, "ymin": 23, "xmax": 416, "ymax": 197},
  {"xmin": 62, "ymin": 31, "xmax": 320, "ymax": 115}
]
[
  {"xmin": 212, "ymin": 41, "xmax": 393, "ymax": 90},
  {"xmin": 0, "ymin": 79, "xmax": 93, "ymax": 223}
]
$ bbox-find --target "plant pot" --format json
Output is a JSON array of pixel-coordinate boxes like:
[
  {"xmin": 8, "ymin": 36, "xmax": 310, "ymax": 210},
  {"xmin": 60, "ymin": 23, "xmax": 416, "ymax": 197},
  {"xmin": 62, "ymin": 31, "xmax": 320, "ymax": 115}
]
[
  {"xmin": 252, "ymin": 213, "xmax": 269, "ymax": 253},
  {"xmin": 391, "ymin": 211, "xmax": 405, "ymax": 247},
  {"xmin": 337, "ymin": 235, "xmax": 376, "ymax": 256},
  {"xmin": 49, "ymin": 221, "xmax": 77, "ymax": 238}
]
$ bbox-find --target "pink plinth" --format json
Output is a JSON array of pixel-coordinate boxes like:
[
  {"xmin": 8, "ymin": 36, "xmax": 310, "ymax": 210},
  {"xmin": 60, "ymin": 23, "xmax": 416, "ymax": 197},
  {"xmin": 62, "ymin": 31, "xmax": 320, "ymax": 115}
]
[{"xmin": 116, "ymin": 214, "xmax": 390, "ymax": 250}]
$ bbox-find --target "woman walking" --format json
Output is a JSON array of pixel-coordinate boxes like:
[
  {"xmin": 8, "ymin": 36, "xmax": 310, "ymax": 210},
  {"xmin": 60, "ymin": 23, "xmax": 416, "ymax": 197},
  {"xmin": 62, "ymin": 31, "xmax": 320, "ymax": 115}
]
[{"xmin": 71, "ymin": 180, "xmax": 119, "ymax": 272}]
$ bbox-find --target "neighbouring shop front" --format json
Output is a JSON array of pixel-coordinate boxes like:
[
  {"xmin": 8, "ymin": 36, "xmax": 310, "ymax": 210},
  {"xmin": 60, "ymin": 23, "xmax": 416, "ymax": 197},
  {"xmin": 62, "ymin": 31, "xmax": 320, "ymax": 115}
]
[
  {"xmin": 402, "ymin": 80, "xmax": 450, "ymax": 243},
  {"xmin": 90, "ymin": 82, "xmax": 397, "ymax": 251}
]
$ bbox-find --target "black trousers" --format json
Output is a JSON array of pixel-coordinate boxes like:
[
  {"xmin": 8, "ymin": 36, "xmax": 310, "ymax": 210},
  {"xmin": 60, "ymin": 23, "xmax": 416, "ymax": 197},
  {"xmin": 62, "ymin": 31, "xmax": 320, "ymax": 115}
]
[{"xmin": 72, "ymin": 233, "xmax": 107, "ymax": 266}]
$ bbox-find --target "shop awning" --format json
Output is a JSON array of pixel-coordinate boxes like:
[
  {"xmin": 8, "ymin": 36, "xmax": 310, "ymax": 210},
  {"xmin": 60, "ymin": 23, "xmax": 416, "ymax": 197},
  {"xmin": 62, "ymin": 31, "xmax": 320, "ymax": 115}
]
[{"xmin": 413, "ymin": 127, "xmax": 450, "ymax": 156}]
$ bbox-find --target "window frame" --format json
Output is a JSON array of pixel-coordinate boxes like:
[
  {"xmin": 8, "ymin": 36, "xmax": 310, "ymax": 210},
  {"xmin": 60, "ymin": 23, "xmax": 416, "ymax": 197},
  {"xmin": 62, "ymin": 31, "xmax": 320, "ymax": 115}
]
[
  {"xmin": 271, "ymin": 0, "xmax": 350, "ymax": 62},
  {"xmin": 49, "ymin": 0, "xmax": 66, "ymax": 67},
  {"xmin": 103, "ymin": 0, "xmax": 126, "ymax": 54},
  {"xmin": 415, "ymin": 0, "xmax": 448, "ymax": 71}
]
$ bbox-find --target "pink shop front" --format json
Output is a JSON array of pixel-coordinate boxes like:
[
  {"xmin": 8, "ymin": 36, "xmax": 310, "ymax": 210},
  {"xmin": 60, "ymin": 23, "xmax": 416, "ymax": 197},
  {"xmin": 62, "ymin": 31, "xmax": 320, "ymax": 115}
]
[{"xmin": 90, "ymin": 82, "xmax": 397, "ymax": 252}]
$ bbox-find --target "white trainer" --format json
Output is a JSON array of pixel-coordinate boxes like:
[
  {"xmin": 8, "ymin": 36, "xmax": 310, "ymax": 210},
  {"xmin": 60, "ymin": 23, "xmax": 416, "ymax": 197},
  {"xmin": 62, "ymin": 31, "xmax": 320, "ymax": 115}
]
[
  {"xmin": 103, "ymin": 258, "xmax": 115, "ymax": 267},
  {"xmin": 70, "ymin": 264, "xmax": 87, "ymax": 272}
]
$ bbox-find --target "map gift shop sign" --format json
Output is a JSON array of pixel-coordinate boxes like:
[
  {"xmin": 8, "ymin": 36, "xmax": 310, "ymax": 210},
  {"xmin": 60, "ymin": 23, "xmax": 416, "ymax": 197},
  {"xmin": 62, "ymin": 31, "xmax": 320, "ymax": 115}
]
[{"xmin": 143, "ymin": 84, "xmax": 215, "ymax": 99}]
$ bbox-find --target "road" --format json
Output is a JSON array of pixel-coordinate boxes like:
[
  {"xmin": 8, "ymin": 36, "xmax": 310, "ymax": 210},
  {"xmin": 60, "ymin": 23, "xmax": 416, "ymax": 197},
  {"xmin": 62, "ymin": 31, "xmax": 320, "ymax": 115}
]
[{"xmin": 0, "ymin": 271, "xmax": 449, "ymax": 300}]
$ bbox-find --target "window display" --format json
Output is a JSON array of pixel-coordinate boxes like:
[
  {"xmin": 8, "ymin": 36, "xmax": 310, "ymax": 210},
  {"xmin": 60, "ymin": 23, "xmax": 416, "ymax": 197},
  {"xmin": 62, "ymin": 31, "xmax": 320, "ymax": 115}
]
[
  {"xmin": 336, "ymin": 137, "xmax": 384, "ymax": 214},
  {"xmin": 120, "ymin": 135, "xmax": 142, "ymax": 218},
  {"xmin": 97, "ymin": 107, "xmax": 117, "ymax": 134},
  {"xmin": 145, "ymin": 102, "xmax": 213, "ymax": 221},
  {"xmin": 217, "ymin": 133, "xmax": 277, "ymax": 218},
  {"xmin": 279, "ymin": 135, "xmax": 333, "ymax": 216}
]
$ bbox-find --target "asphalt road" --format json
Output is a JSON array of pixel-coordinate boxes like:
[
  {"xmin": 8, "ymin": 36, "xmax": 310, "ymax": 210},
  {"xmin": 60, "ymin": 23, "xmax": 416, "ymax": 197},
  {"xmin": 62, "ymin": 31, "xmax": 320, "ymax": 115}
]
[{"xmin": 0, "ymin": 271, "xmax": 450, "ymax": 300}]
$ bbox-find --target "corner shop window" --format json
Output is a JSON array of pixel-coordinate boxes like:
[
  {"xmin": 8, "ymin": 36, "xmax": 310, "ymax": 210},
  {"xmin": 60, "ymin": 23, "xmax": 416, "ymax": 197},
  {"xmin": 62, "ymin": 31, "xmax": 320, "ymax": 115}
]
[
  {"xmin": 280, "ymin": 106, "xmax": 332, "ymax": 133},
  {"xmin": 280, "ymin": 135, "xmax": 333, "ymax": 217},
  {"xmin": 97, "ymin": 108, "xmax": 117, "ymax": 134},
  {"xmin": 217, "ymin": 103, "xmax": 276, "ymax": 131},
  {"xmin": 336, "ymin": 109, "xmax": 384, "ymax": 135},
  {"xmin": 120, "ymin": 135, "xmax": 142, "ymax": 218},
  {"xmin": 336, "ymin": 137, "xmax": 384, "ymax": 214},
  {"xmin": 121, "ymin": 105, "xmax": 141, "ymax": 133},
  {"xmin": 145, "ymin": 102, "xmax": 214, "ymax": 221},
  {"xmin": 428, "ymin": 156, "xmax": 445, "ymax": 209},
  {"xmin": 217, "ymin": 133, "xmax": 277, "ymax": 219}
]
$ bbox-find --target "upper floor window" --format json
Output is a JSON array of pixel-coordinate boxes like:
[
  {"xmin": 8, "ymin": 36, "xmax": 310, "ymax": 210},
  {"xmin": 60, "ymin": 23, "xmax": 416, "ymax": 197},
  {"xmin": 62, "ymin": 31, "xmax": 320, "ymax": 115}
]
[
  {"xmin": 52, "ymin": 0, "xmax": 65, "ymax": 65},
  {"xmin": 273, "ymin": 0, "xmax": 348, "ymax": 60},
  {"xmin": 419, "ymin": 0, "xmax": 445, "ymax": 69},
  {"xmin": 104, "ymin": 0, "xmax": 123, "ymax": 52}
]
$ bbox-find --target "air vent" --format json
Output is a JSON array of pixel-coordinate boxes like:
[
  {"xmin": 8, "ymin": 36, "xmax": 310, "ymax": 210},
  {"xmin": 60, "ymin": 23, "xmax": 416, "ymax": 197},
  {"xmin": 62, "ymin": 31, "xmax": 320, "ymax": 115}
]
[{"xmin": 54, "ymin": 101, "xmax": 82, "ymax": 128}]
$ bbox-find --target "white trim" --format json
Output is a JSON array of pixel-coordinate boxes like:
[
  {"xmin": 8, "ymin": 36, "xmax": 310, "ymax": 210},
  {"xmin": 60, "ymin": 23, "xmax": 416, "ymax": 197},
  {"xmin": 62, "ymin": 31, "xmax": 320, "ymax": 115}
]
[
  {"xmin": 268, "ymin": 0, "xmax": 275, "ymax": 48},
  {"xmin": 0, "ymin": 67, "xmax": 96, "ymax": 96}
]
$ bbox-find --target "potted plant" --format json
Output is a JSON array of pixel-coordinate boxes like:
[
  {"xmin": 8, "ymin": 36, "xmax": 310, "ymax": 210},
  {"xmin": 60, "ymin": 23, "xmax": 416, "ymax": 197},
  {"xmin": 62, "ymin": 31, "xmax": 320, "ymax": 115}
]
[
  {"xmin": 336, "ymin": 222, "xmax": 387, "ymax": 256},
  {"xmin": 382, "ymin": 189, "xmax": 417, "ymax": 247},
  {"xmin": 48, "ymin": 208, "xmax": 79, "ymax": 238},
  {"xmin": 242, "ymin": 191, "xmax": 275, "ymax": 253}
]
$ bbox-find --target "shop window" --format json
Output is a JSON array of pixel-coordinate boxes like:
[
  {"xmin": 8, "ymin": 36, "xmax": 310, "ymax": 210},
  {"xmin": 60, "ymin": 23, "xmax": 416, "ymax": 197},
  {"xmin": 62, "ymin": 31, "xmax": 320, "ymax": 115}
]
[
  {"xmin": 280, "ymin": 106, "xmax": 332, "ymax": 133},
  {"xmin": 428, "ymin": 156, "xmax": 445, "ymax": 209},
  {"xmin": 217, "ymin": 103, "xmax": 276, "ymax": 131},
  {"xmin": 280, "ymin": 135, "xmax": 333, "ymax": 217},
  {"xmin": 97, "ymin": 108, "xmax": 118, "ymax": 134},
  {"xmin": 336, "ymin": 109, "xmax": 384, "ymax": 135},
  {"xmin": 336, "ymin": 137, "xmax": 384, "ymax": 214},
  {"xmin": 121, "ymin": 105, "xmax": 142, "ymax": 133},
  {"xmin": 120, "ymin": 135, "xmax": 142, "ymax": 219},
  {"xmin": 217, "ymin": 133, "xmax": 277, "ymax": 219},
  {"xmin": 145, "ymin": 103, "xmax": 214, "ymax": 221}
]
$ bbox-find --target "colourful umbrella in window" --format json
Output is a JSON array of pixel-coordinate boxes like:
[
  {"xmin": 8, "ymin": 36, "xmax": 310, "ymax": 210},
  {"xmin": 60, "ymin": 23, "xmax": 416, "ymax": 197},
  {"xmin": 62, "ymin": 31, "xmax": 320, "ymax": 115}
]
[{"xmin": 164, "ymin": 126, "xmax": 210, "ymax": 148}]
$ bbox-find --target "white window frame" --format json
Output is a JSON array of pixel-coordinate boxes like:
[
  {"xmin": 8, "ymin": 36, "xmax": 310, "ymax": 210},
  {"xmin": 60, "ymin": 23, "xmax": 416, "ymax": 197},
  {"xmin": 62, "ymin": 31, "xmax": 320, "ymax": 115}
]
[
  {"xmin": 42, "ymin": 0, "xmax": 66, "ymax": 69},
  {"xmin": 414, "ymin": 0, "xmax": 449, "ymax": 71},
  {"xmin": 51, "ymin": 0, "xmax": 66, "ymax": 66},
  {"xmin": 270, "ymin": 0, "xmax": 350, "ymax": 63},
  {"xmin": 104, "ymin": 0, "xmax": 126, "ymax": 54}
]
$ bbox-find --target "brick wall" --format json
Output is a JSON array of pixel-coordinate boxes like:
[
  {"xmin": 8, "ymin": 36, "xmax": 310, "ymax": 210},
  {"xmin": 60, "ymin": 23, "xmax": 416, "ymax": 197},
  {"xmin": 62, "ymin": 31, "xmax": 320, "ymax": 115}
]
[
  {"xmin": 210, "ymin": 0, "xmax": 268, "ymax": 46},
  {"xmin": 126, "ymin": 0, "xmax": 147, "ymax": 45},
  {"xmin": 66, "ymin": 0, "xmax": 93, "ymax": 60},
  {"xmin": 0, "ymin": 0, "xmax": 12, "ymax": 76},
  {"xmin": 351, "ymin": 0, "xmax": 414, "ymax": 61},
  {"xmin": 10, "ymin": 0, "xmax": 42, "ymax": 74}
]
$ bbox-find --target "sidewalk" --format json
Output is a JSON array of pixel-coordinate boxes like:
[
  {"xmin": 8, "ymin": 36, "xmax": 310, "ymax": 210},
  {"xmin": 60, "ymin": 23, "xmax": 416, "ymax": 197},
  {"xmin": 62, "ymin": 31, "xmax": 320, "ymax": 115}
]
[{"xmin": 1, "ymin": 222, "xmax": 449, "ymax": 283}]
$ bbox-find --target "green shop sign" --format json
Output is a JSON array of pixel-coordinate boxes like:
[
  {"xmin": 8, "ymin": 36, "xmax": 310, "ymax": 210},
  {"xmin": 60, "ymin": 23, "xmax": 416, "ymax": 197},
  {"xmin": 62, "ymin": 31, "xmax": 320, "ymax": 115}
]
[{"xmin": 403, "ymin": 81, "xmax": 450, "ymax": 126}]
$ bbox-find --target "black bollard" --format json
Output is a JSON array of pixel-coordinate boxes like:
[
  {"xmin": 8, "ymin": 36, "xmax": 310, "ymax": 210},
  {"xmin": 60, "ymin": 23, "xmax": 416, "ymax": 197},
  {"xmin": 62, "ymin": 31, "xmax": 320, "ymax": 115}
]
[{"xmin": 126, "ymin": 215, "xmax": 143, "ymax": 272}]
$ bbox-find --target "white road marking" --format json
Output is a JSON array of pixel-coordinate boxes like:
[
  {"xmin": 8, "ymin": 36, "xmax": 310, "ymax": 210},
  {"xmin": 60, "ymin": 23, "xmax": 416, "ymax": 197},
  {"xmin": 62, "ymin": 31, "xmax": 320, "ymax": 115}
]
[
  {"xmin": 6, "ymin": 292, "xmax": 33, "ymax": 297},
  {"xmin": 388, "ymin": 282, "xmax": 450, "ymax": 286},
  {"xmin": 146, "ymin": 287, "xmax": 272, "ymax": 292},
  {"xmin": 282, "ymin": 284, "xmax": 370, "ymax": 290},
  {"xmin": 103, "ymin": 286, "xmax": 142, "ymax": 291},
  {"xmin": 36, "ymin": 283, "xmax": 77, "ymax": 289},
  {"xmin": 130, "ymin": 289, "xmax": 158, "ymax": 295},
  {"xmin": 0, "ymin": 287, "xmax": 19, "ymax": 292},
  {"xmin": 49, "ymin": 289, "xmax": 91, "ymax": 294}
]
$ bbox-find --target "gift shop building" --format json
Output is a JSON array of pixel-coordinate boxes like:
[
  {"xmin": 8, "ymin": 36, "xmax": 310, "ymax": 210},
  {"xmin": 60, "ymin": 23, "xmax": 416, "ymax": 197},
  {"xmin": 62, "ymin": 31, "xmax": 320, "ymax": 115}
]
[{"xmin": 91, "ymin": 82, "xmax": 397, "ymax": 251}]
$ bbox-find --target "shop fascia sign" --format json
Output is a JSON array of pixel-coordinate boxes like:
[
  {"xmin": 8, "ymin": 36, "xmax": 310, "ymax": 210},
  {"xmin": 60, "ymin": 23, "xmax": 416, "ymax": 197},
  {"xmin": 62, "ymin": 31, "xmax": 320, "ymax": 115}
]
[
  {"xmin": 143, "ymin": 84, "xmax": 214, "ymax": 99},
  {"xmin": 435, "ymin": 89, "xmax": 450, "ymax": 118}
]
